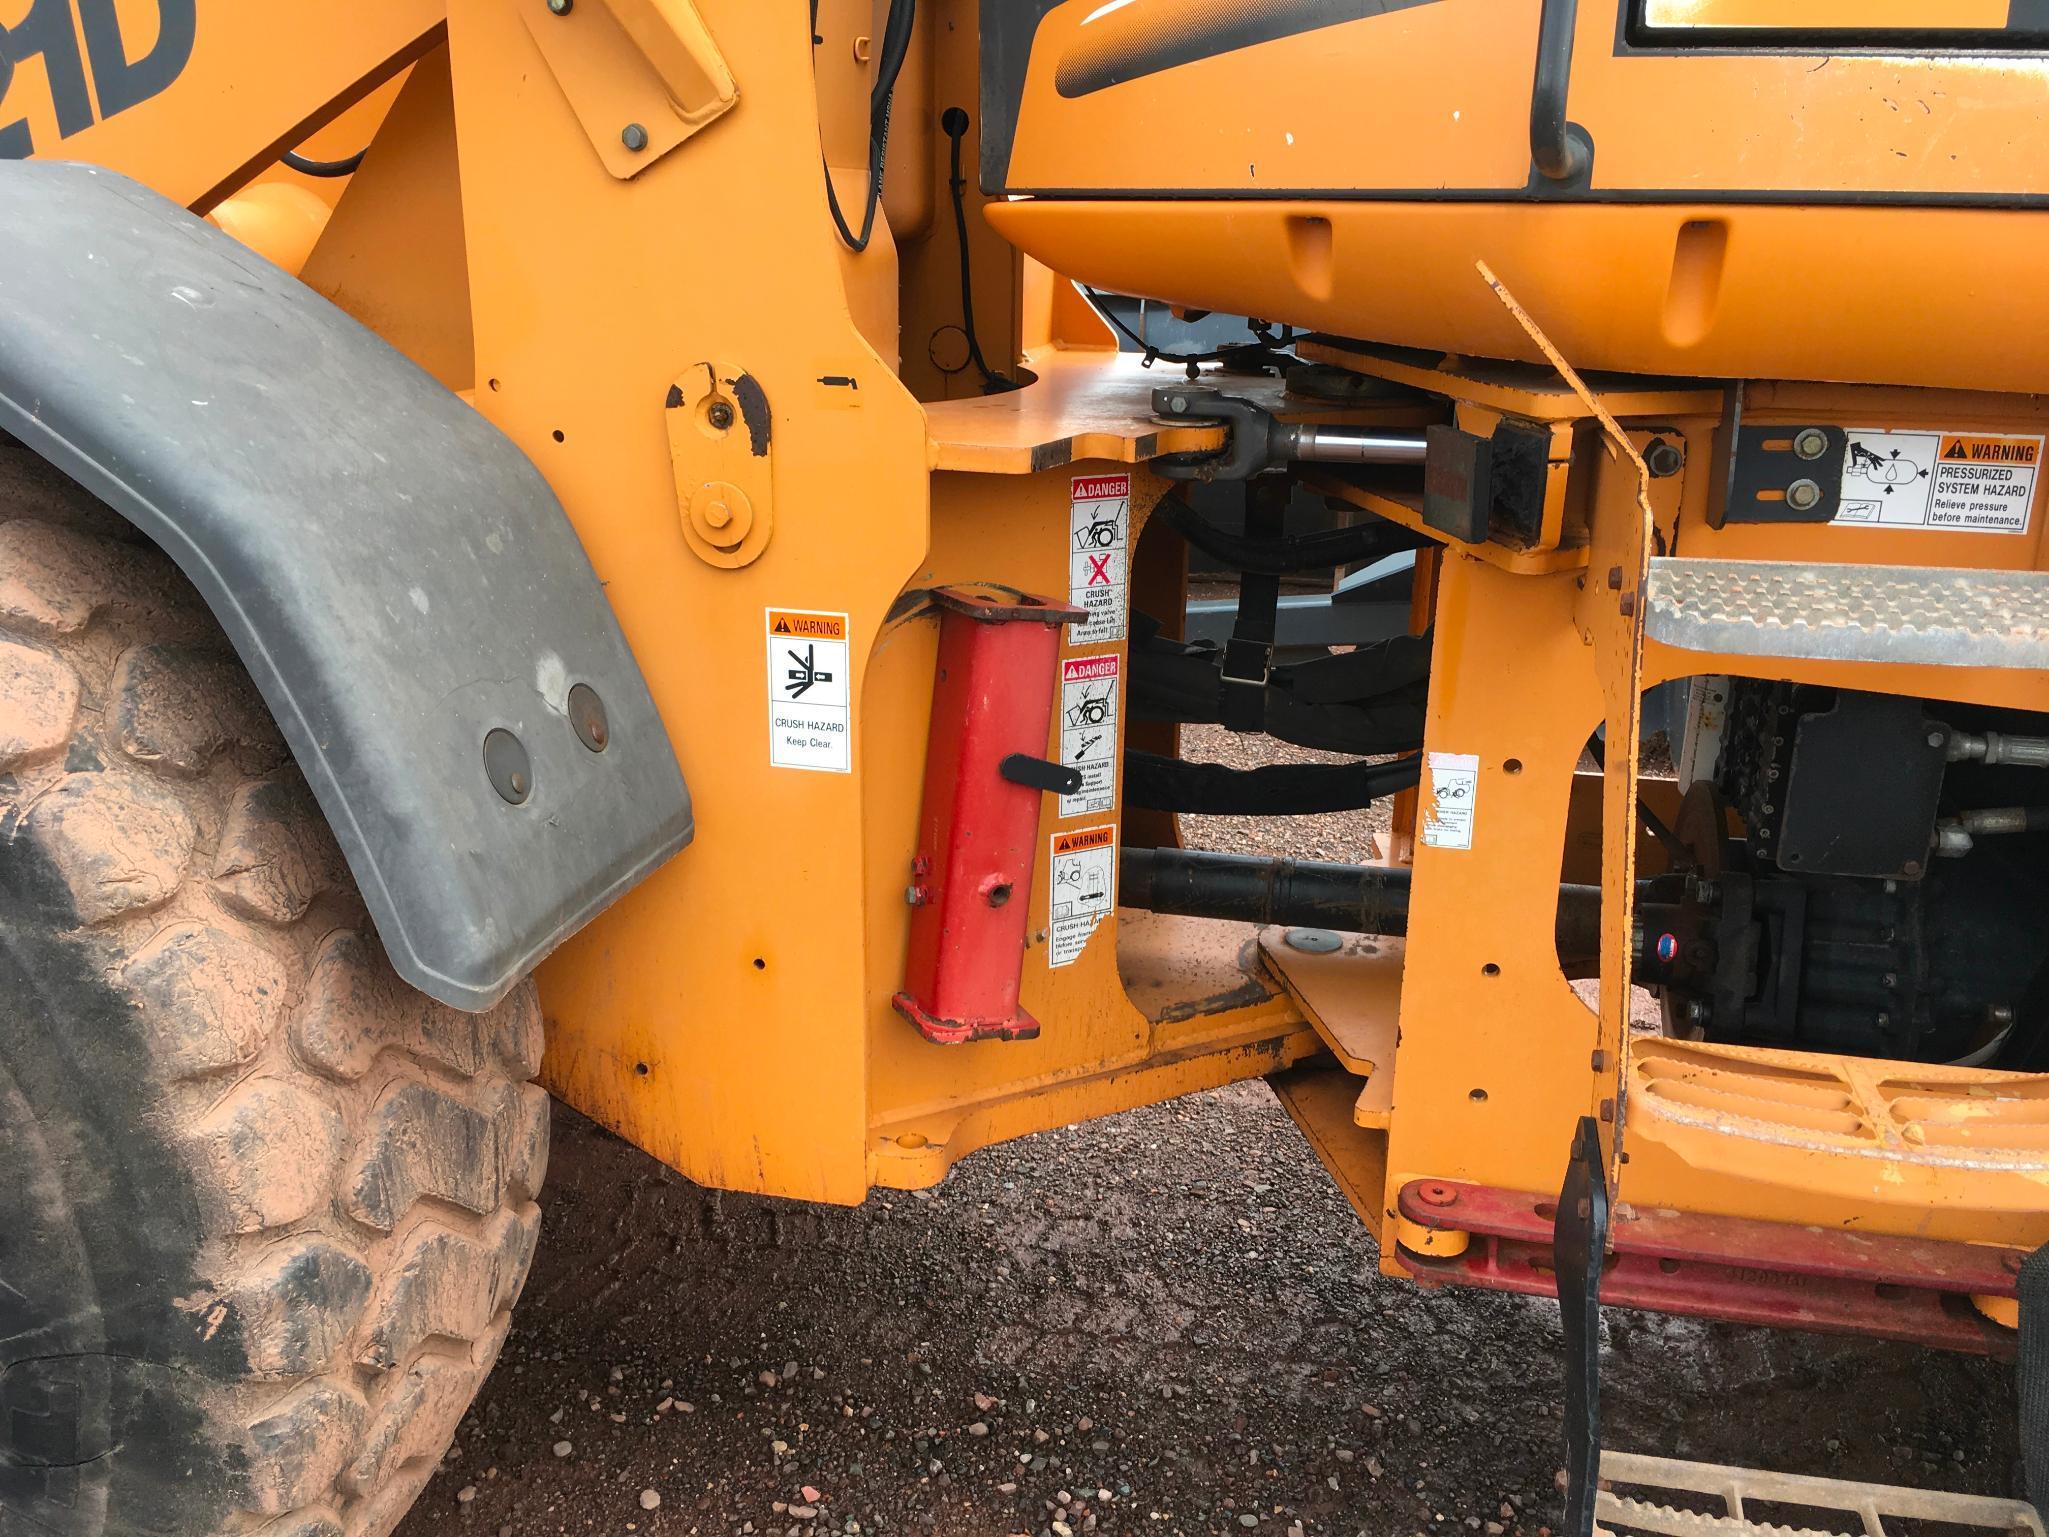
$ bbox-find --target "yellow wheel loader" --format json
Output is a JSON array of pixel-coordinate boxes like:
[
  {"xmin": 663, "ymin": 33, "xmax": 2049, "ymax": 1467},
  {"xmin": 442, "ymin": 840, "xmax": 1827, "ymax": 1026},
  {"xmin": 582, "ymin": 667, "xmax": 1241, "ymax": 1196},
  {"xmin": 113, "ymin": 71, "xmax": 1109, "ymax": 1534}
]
[{"xmin": 2, "ymin": 2, "xmax": 2048, "ymax": 1533}]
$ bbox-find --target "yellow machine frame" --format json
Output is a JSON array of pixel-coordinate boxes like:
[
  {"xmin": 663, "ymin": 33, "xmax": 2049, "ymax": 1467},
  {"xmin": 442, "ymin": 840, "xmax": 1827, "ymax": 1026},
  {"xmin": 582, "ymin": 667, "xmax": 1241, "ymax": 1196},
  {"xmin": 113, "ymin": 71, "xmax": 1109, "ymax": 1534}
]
[{"xmin": 10, "ymin": 0, "xmax": 2045, "ymax": 1315}]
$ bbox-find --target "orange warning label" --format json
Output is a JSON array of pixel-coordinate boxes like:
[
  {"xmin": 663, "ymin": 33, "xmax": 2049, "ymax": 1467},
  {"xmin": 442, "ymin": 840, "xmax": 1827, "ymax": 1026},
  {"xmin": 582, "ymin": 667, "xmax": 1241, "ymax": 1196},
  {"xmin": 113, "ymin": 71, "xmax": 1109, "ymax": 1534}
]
[
  {"xmin": 1940, "ymin": 434, "xmax": 2041, "ymax": 466},
  {"xmin": 1052, "ymin": 825, "xmax": 1115, "ymax": 857},
  {"xmin": 768, "ymin": 610, "xmax": 847, "ymax": 640}
]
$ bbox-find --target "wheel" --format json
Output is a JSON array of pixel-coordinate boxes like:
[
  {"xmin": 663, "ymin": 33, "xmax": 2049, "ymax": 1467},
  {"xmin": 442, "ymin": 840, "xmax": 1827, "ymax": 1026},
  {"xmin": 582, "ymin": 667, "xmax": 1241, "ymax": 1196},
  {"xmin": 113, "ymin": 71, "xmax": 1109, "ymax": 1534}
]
[{"xmin": 0, "ymin": 439, "xmax": 550, "ymax": 1537}]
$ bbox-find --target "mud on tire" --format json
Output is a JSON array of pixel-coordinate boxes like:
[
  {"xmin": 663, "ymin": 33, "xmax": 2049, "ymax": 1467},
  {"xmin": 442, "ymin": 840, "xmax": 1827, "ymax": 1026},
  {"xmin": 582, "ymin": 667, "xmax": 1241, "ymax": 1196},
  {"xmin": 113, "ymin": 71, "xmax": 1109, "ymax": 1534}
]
[{"xmin": 0, "ymin": 440, "xmax": 549, "ymax": 1537}]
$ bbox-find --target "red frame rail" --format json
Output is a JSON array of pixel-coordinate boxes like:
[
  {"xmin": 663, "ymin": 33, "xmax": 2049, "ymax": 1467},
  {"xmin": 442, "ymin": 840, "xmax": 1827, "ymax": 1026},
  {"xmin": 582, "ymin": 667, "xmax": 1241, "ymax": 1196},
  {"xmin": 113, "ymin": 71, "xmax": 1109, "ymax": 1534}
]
[{"xmin": 1393, "ymin": 1178, "xmax": 2023, "ymax": 1356}]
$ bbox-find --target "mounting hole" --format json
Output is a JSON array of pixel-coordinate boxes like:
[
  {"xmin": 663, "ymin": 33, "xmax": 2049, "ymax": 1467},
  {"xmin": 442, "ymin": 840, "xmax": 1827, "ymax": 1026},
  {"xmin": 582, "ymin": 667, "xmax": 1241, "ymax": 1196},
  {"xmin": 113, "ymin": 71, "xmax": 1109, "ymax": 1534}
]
[
  {"xmin": 1481, "ymin": 962, "xmax": 1501, "ymax": 977},
  {"xmin": 1534, "ymin": 1201, "xmax": 1558, "ymax": 1220},
  {"xmin": 487, "ymin": 377, "xmax": 501, "ymax": 392},
  {"xmin": 634, "ymin": 1062, "xmax": 650, "ymax": 1076},
  {"xmin": 1658, "ymin": 1257, "xmax": 1682, "ymax": 1274},
  {"xmin": 551, "ymin": 428, "xmax": 566, "ymax": 443},
  {"xmin": 752, "ymin": 957, "xmax": 767, "ymax": 971},
  {"xmin": 1468, "ymin": 1088, "xmax": 1488, "ymax": 1103},
  {"xmin": 1503, "ymin": 758, "xmax": 1523, "ymax": 775}
]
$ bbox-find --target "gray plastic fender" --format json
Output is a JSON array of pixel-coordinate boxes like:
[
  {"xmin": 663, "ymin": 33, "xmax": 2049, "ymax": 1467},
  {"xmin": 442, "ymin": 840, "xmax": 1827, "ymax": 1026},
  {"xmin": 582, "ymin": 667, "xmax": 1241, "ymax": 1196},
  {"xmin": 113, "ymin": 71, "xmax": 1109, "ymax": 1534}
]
[{"xmin": 0, "ymin": 161, "xmax": 693, "ymax": 1010}]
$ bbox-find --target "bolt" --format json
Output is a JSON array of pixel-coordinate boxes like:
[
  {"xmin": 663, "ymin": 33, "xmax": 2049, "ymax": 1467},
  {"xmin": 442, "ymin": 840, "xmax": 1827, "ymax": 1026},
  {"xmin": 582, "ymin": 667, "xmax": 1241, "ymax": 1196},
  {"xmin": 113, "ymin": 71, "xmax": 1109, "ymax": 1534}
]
[
  {"xmin": 1598, "ymin": 1097, "xmax": 1615, "ymax": 1123},
  {"xmin": 621, "ymin": 122, "xmax": 649, "ymax": 152},
  {"xmin": 546, "ymin": 0, "xmax": 572, "ymax": 12},
  {"xmin": 2006, "ymin": 1251, "xmax": 2026, "ymax": 1276},
  {"xmin": 1168, "ymin": 394, "xmax": 1190, "ymax": 413},
  {"xmin": 707, "ymin": 400, "xmax": 736, "ymax": 430},
  {"xmin": 1785, "ymin": 478, "xmax": 1823, "ymax": 512},
  {"xmin": 1793, "ymin": 428, "xmax": 1830, "ymax": 460},
  {"xmin": 1619, "ymin": 590, "xmax": 1636, "ymax": 618},
  {"xmin": 1590, "ymin": 1050, "xmax": 1608, "ymax": 1072},
  {"xmin": 1419, "ymin": 1183, "xmax": 1458, "ymax": 1208},
  {"xmin": 1606, "ymin": 565, "xmax": 1624, "ymax": 590},
  {"xmin": 904, "ymin": 884, "xmax": 925, "ymax": 906},
  {"xmin": 567, "ymin": 681, "xmax": 609, "ymax": 753},
  {"xmin": 703, "ymin": 500, "xmax": 732, "ymax": 530},
  {"xmin": 1644, "ymin": 439, "xmax": 1684, "ymax": 478},
  {"xmin": 1926, "ymin": 730, "xmax": 1946, "ymax": 749},
  {"xmin": 1902, "ymin": 860, "xmax": 1922, "ymax": 877}
]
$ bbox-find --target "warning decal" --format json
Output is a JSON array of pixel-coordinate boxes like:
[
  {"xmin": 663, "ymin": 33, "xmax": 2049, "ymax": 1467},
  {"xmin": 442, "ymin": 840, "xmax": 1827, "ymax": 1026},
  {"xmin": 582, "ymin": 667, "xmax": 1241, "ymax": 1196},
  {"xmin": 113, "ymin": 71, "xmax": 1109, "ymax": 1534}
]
[
  {"xmin": 1834, "ymin": 429, "xmax": 2041, "ymax": 535},
  {"xmin": 1068, "ymin": 474, "xmax": 1130, "ymax": 644},
  {"xmin": 1421, "ymin": 752, "xmax": 1478, "ymax": 852},
  {"xmin": 1048, "ymin": 824, "xmax": 1116, "ymax": 969},
  {"xmin": 1058, "ymin": 654, "xmax": 1120, "ymax": 819},
  {"xmin": 766, "ymin": 607, "xmax": 851, "ymax": 773}
]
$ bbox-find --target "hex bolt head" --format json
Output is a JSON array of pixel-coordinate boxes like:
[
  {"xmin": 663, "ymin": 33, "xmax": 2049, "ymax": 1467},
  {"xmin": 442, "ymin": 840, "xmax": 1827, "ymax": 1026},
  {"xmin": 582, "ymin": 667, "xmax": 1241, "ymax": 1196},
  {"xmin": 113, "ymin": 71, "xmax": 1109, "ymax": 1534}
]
[
  {"xmin": 707, "ymin": 400, "xmax": 736, "ymax": 430},
  {"xmin": 621, "ymin": 122, "xmax": 650, "ymax": 152},
  {"xmin": 483, "ymin": 727, "xmax": 533, "ymax": 806},
  {"xmin": 567, "ymin": 682, "xmax": 610, "ymax": 753},
  {"xmin": 1785, "ymin": 478, "xmax": 1823, "ymax": 512},
  {"xmin": 546, "ymin": 0, "xmax": 573, "ymax": 12},
  {"xmin": 1793, "ymin": 427, "xmax": 1830, "ymax": 460},
  {"xmin": 1643, "ymin": 439, "xmax": 1684, "ymax": 478}
]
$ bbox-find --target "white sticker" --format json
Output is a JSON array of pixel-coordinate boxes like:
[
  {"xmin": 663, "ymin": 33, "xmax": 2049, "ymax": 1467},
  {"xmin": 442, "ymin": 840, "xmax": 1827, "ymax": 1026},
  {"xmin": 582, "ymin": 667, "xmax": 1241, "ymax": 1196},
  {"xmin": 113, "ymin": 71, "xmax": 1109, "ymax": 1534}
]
[
  {"xmin": 1422, "ymin": 752, "xmax": 1478, "ymax": 851},
  {"xmin": 765, "ymin": 608, "xmax": 851, "ymax": 772},
  {"xmin": 1048, "ymin": 824, "xmax": 1116, "ymax": 968},
  {"xmin": 1068, "ymin": 473, "xmax": 1130, "ymax": 644},
  {"xmin": 1058, "ymin": 654, "xmax": 1120, "ymax": 818},
  {"xmin": 1834, "ymin": 429, "xmax": 2041, "ymax": 535}
]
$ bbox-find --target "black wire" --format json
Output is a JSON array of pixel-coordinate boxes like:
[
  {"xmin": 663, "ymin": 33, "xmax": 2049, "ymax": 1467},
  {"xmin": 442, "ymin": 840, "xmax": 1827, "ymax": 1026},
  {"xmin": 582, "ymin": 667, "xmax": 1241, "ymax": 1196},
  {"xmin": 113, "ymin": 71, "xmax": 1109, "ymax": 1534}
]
[
  {"xmin": 814, "ymin": 0, "xmax": 916, "ymax": 253},
  {"xmin": 940, "ymin": 107, "xmax": 1017, "ymax": 394},
  {"xmin": 1081, "ymin": 286, "xmax": 1304, "ymax": 370},
  {"xmin": 283, "ymin": 148, "xmax": 366, "ymax": 178}
]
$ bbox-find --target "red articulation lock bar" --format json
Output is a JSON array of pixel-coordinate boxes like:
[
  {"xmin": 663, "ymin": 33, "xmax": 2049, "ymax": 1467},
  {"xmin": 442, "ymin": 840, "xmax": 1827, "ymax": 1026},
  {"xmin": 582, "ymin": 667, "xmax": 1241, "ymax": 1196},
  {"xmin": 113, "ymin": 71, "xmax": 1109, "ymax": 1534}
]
[{"xmin": 893, "ymin": 585, "xmax": 1086, "ymax": 1045}]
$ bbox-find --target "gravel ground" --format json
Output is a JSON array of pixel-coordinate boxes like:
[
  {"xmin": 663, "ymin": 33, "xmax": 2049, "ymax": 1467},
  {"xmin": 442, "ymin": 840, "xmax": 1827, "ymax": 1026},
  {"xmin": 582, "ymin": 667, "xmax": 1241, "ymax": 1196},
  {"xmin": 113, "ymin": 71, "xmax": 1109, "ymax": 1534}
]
[{"xmin": 399, "ymin": 727, "xmax": 2023, "ymax": 1537}]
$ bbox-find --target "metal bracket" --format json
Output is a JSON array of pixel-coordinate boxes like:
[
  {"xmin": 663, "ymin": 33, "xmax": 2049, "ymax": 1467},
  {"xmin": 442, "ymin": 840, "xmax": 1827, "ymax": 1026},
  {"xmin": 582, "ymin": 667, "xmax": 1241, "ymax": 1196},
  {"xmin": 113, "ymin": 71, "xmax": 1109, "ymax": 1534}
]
[
  {"xmin": 522, "ymin": 0, "xmax": 737, "ymax": 181},
  {"xmin": 1556, "ymin": 1116, "xmax": 1609, "ymax": 1537},
  {"xmin": 667, "ymin": 360, "xmax": 774, "ymax": 568}
]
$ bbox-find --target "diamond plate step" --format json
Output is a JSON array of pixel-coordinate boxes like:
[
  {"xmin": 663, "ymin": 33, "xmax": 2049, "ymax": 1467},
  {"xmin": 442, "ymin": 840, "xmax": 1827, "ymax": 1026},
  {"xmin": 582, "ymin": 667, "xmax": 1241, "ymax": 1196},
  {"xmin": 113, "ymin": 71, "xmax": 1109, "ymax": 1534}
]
[
  {"xmin": 1644, "ymin": 558, "xmax": 2049, "ymax": 668},
  {"xmin": 1595, "ymin": 1450, "xmax": 2042, "ymax": 1537}
]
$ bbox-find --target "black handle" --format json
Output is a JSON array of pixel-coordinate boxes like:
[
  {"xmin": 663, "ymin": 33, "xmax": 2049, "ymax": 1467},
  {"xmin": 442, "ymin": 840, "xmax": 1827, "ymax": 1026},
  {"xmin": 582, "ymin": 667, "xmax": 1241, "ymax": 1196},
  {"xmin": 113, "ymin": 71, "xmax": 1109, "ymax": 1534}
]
[
  {"xmin": 1000, "ymin": 753, "xmax": 1083, "ymax": 796},
  {"xmin": 1530, "ymin": 0, "xmax": 1587, "ymax": 183}
]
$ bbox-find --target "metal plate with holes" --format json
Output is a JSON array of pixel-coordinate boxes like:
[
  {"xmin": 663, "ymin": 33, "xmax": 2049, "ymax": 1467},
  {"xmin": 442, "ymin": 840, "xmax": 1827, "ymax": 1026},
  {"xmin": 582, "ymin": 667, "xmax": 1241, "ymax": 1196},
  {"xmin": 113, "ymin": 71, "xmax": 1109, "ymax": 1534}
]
[
  {"xmin": 1644, "ymin": 558, "xmax": 2049, "ymax": 669},
  {"xmin": 1594, "ymin": 1450, "xmax": 2043, "ymax": 1537},
  {"xmin": 1725, "ymin": 424, "xmax": 1846, "ymax": 523}
]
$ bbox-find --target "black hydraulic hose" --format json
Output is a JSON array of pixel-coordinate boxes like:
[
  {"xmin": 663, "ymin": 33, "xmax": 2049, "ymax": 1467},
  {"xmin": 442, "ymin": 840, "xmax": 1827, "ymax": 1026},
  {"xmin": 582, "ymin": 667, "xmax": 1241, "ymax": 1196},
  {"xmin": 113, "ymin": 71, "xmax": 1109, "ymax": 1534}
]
[
  {"xmin": 1530, "ymin": 0, "xmax": 1587, "ymax": 182},
  {"xmin": 283, "ymin": 148, "xmax": 366, "ymax": 178},
  {"xmin": 1124, "ymin": 750, "xmax": 1420, "ymax": 816},
  {"xmin": 816, "ymin": 0, "xmax": 916, "ymax": 253},
  {"xmin": 940, "ymin": 107, "xmax": 1017, "ymax": 393},
  {"xmin": 1161, "ymin": 492, "xmax": 1428, "ymax": 576},
  {"xmin": 1119, "ymin": 845, "xmax": 1610, "ymax": 970}
]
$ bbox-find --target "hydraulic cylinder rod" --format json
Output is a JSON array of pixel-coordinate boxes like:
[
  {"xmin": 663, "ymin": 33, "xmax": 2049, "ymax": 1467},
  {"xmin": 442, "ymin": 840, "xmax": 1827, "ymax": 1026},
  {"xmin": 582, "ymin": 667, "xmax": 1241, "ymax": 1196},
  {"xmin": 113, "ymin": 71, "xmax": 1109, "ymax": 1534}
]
[{"xmin": 1271, "ymin": 423, "xmax": 1428, "ymax": 465}]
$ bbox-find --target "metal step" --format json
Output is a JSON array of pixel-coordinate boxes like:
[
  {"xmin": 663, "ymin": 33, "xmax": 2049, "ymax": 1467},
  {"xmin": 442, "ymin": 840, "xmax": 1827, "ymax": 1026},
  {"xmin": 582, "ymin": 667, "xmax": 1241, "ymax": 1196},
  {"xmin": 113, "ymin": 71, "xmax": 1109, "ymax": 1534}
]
[
  {"xmin": 1644, "ymin": 557, "xmax": 2049, "ymax": 669},
  {"xmin": 1595, "ymin": 1451, "xmax": 2041, "ymax": 1537}
]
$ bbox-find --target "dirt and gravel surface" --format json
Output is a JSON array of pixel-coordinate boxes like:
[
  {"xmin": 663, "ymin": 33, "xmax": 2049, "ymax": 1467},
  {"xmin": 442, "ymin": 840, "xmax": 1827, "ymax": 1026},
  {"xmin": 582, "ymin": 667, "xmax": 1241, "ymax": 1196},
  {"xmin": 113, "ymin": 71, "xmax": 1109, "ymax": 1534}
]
[{"xmin": 398, "ymin": 728, "xmax": 2024, "ymax": 1537}]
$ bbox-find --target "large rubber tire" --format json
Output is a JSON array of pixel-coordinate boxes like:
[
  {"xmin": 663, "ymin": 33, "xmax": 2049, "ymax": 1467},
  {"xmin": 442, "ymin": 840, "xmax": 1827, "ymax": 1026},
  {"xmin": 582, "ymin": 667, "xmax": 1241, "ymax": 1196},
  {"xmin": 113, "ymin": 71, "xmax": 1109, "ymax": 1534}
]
[{"xmin": 0, "ymin": 440, "xmax": 550, "ymax": 1537}]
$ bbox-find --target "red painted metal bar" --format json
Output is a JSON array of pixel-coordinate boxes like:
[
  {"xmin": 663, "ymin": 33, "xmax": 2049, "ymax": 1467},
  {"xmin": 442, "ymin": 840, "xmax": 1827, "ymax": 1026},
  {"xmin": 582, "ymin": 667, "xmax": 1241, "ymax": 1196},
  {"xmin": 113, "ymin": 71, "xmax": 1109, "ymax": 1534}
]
[
  {"xmin": 1393, "ymin": 1178, "xmax": 2022, "ymax": 1357},
  {"xmin": 893, "ymin": 585, "xmax": 1084, "ymax": 1045}
]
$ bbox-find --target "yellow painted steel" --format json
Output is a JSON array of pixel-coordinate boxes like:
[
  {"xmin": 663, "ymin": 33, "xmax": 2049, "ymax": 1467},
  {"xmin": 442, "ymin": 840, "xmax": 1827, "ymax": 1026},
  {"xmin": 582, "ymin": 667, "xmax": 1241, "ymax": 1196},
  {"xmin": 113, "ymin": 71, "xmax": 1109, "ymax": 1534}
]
[{"xmin": 9, "ymin": 0, "xmax": 2047, "ymax": 1320}]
